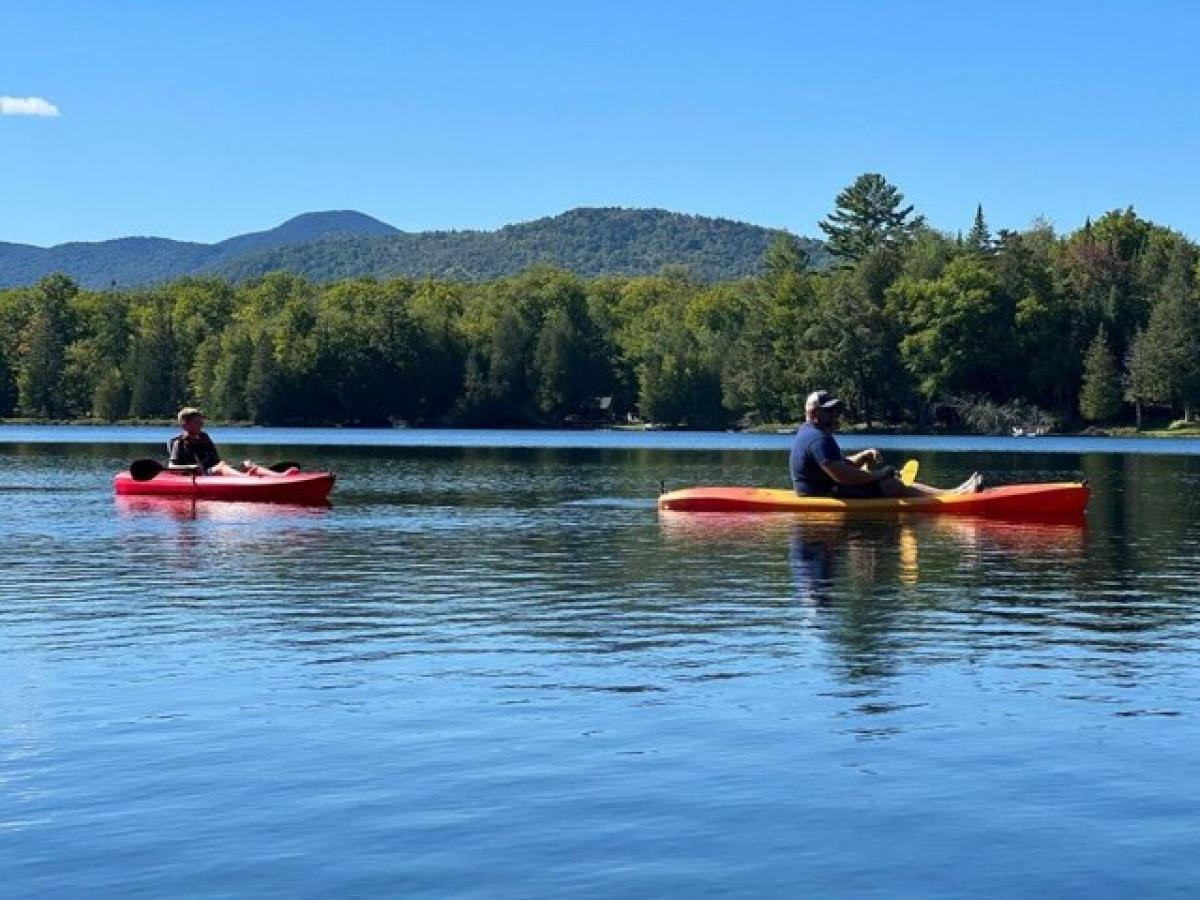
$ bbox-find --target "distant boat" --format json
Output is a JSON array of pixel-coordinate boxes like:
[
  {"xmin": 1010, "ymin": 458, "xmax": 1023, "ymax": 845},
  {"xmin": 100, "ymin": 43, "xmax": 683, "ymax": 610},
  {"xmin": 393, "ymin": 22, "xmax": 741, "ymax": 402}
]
[{"xmin": 1012, "ymin": 425, "xmax": 1050, "ymax": 437}]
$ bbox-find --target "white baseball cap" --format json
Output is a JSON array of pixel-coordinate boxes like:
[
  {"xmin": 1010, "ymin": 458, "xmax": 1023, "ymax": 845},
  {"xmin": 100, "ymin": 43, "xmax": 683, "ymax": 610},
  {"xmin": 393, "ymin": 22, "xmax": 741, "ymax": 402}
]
[{"xmin": 804, "ymin": 390, "xmax": 844, "ymax": 413}]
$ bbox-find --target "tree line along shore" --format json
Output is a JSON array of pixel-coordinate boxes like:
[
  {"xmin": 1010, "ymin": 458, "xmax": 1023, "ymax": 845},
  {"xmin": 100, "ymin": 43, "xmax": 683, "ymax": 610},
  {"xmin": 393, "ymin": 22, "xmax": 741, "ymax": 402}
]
[{"xmin": 2, "ymin": 174, "xmax": 1198, "ymax": 434}]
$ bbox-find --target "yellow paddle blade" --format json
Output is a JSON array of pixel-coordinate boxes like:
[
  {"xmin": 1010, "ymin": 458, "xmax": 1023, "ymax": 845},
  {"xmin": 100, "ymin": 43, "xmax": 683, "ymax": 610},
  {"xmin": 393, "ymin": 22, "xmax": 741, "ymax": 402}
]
[{"xmin": 900, "ymin": 459, "xmax": 919, "ymax": 486}]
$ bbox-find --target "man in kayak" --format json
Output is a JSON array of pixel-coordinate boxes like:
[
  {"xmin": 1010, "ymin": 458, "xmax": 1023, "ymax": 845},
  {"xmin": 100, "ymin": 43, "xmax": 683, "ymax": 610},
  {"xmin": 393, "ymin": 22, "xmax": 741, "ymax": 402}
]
[
  {"xmin": 169, "ymin": 408, "xmax": 297, "ymax": 477},
  {"xmin": 791, "ymin": 391, "xmax": 981, "ymax": 498}
]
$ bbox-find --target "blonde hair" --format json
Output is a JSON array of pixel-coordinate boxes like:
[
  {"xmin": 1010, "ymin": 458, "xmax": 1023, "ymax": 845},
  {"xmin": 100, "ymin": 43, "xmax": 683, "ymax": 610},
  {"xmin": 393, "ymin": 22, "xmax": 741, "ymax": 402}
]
[{"xmin": 177, "ymin": 407, "xmax": 204, "ymax": 425}]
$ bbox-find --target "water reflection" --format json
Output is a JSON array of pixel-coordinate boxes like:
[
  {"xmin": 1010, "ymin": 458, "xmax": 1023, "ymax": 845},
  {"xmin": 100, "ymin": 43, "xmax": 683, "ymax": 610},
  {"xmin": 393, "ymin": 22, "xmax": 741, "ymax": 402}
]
[
  {"xmin": 110, "ymin": 496, "xmax": 336, "ymax": 590},
  {"xmin": 782, "ymin": 516, "xmax": 1082, "ymax": 609},
  {"xmin": 661, "ymin": 511, "xmax": 1091, "ymax": 688},
  {"xmin": 8, "ymin": 442, "xmax": 1200, "ymax": 899},
  {"xmin": 659, "ymin": 511, "xmax": 1086, "ymax": 602},
  {"xmin": 115, "ymin": 495, "xmax": 331, "ymax": 521}
]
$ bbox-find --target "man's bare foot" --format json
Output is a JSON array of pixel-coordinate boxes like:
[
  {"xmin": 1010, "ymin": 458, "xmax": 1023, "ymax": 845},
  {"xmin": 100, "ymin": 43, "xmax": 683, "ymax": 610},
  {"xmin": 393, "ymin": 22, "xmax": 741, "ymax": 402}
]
[
  {"xmin": 952, "ymin": 472, "xmax": 984, "ymax": 493},
  {"xmin": 242, "ymin": 461, "xmax": 298, "ymax": 477}
]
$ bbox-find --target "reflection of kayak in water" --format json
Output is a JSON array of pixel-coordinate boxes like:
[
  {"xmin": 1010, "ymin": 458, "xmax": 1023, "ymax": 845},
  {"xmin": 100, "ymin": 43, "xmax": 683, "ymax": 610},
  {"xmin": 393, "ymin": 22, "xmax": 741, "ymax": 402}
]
[
  {"xmin": 659, "ymin": 511, "xmax": 1085, "ymax": 605},
  {"xmin": 658, "ymin": 482, "xmax": 1089, "ymax": 517},
  {"xmin": 658, "ymin": 509, "xmax": 1085, "ymax": 549},
  {"xmin": 115, "ymin": 494, "xmax": 332, "ymax": 521}
]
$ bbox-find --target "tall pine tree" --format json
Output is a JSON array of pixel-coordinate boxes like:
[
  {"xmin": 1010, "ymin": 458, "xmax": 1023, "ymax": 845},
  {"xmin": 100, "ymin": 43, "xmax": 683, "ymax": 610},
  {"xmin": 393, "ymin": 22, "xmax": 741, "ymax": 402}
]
[
  {"xmin": 16, "ymin": 275, "xmax": 76, "ymax": 418},
  {"xmin": 127, "ymin": 302, "xmax": 180, "ymax": 418},
  {"xmin": 1079, "ymin": 327, "xmax": 1122, "ymax": 423},
  {"xmin": 819, "ymin": 173, "xmax": 925, "ymax": 262},
  {"xmin": 967, "ymin": 204, "xmax": 992, "ymax": 255}
]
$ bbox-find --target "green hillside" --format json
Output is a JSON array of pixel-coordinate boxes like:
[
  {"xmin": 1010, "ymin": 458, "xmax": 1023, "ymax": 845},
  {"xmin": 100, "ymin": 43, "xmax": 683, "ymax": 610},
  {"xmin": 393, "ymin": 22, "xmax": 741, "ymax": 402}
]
[
  {"xmin": 0, "ymin": 208, "xmax": 827, "ymax": 287},
  {"xmin": 211, "ymin": 208, "xmax": 829, "ymax": 283}
]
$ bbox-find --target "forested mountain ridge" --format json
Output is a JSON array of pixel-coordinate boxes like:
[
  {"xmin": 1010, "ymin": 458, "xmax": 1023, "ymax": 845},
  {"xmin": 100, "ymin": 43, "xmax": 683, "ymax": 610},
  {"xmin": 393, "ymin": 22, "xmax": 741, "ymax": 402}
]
[
  {"xmin": 0, "ymin": 211, "xmax": 398, "ymax": 288},
  {"xmin": 207, "ymin": 210, "xmax": 399, "ymax": 261},
  {"xmin": 0, "ymin": 235, "xmax": 214, "ymax": 289},
  {"xmin": 212, "ymin": 208, "xmax": 829, "ymax": 283},
  {"xmin": 0, "ymin": 208, "xmax": 827, "ymax": 288}
]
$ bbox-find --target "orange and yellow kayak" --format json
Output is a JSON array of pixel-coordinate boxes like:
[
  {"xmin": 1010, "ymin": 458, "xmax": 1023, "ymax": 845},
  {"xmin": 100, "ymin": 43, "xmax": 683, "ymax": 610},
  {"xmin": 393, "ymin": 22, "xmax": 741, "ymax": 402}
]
[{"xmin": 657, "ymin": 482, "xmax": 1089, "ymax": 517}]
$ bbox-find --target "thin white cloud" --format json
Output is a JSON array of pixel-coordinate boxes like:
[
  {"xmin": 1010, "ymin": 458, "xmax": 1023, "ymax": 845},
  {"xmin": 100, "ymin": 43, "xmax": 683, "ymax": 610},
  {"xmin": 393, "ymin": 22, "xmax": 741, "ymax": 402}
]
[{"xmin": 0, "ymin": 96, "xmax": 61, "ymax": 117}]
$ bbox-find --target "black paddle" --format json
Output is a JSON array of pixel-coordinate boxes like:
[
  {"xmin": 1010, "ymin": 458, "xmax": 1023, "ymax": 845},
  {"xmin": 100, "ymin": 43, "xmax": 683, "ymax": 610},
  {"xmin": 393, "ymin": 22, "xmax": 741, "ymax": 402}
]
[
  {"xmin": 128, "ymin": 459, "xmax": 302, "ymax": 481},
  {"xmin": 129, "ymin": 459, "xmax": 172, "ymax": 481}
]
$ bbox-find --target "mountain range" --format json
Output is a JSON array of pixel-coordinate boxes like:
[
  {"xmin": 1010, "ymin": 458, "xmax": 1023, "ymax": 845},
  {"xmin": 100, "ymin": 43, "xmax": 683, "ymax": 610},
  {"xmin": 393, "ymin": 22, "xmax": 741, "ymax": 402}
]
[{"xmin": 0, "ymin": 207, "xmax": 827, "ymax": 288}]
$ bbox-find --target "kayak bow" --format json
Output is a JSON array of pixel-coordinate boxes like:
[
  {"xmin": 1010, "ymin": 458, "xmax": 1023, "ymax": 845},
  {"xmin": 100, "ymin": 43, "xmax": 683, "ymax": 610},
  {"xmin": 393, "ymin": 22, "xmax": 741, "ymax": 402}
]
[{"xmin": 657, "ymin": 482, "xmax": 1089, "ymax": 517}]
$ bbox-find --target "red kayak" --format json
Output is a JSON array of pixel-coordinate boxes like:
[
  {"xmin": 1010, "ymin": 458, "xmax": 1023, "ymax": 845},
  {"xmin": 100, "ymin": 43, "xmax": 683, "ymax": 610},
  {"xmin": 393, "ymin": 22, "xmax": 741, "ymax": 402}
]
[
  {"xmin": 114, "ymin": 470, "xmax": 335, "ymax": 504},
  {"xmin": 658, "ymin": 482, "xmax": 1089, "ymax": 517}
]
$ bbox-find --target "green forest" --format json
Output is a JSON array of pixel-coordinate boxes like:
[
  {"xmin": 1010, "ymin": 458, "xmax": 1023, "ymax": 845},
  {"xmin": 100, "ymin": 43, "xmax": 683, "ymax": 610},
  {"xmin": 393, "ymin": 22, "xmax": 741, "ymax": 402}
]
[{"xmin": 2, "ymin": 173, "xmax": 1198, "ymax": 432}]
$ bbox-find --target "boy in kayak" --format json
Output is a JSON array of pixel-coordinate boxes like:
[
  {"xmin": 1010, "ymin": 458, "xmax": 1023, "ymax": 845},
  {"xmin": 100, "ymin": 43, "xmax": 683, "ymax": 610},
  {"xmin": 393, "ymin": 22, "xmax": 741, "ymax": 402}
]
[
  {"xmin": 791, "ymin": 391, "xmax": 981, "ymax": 498},
  {"xmin": 169, "ymin": 408, "xmax": 297, "ymax": 477}
]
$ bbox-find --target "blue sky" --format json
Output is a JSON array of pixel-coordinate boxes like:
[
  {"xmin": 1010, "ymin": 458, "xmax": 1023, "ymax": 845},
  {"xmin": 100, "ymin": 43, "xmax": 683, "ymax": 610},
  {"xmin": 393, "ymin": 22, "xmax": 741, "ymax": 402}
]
[{"xmin": 3, "ymin": 1, "xmax": 1199, "ymax": 246}]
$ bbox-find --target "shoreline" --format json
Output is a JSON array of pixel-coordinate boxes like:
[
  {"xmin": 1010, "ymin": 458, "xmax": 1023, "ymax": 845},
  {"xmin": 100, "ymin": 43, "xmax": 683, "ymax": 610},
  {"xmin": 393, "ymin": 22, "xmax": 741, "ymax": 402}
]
[
  {"xmin": 742, "ymin": 422, "xmax": 1200, "ymax": 439},
  {"xmin": 3, "ymin": 417, "xmax": 1200, "ymax": 439}
]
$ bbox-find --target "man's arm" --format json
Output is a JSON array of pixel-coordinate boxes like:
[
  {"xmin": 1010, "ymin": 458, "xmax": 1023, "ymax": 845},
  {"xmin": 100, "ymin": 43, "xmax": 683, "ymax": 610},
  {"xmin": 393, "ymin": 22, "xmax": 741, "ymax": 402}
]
[
  {"xmin": 845, "ymin": 448, "xmax": 881, "ymax": 468},
  {"xmin": 167, "ymin": 436, "xmax": 188, "ymax": 467},
  {"xmin": 810, "ymin": 434, "xmax": 890, "ymax": 486},
  {"xmin": 820, "ymin": 459, "xmax": 893, "ymax": 486}
]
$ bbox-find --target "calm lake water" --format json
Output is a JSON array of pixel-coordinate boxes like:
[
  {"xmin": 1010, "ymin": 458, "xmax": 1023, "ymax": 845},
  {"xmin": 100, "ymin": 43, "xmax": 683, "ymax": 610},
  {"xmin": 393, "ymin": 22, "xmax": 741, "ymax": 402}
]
[{"xmin": 3, "ymin": 427, "xmax": 1199, "ymax": 898}]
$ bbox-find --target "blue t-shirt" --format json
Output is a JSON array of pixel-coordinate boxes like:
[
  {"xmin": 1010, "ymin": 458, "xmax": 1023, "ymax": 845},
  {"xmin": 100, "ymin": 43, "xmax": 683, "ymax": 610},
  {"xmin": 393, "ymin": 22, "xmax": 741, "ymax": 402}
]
[{"xmin": 789, "ymin": 422, "xmax": 842, "ymax": 495}]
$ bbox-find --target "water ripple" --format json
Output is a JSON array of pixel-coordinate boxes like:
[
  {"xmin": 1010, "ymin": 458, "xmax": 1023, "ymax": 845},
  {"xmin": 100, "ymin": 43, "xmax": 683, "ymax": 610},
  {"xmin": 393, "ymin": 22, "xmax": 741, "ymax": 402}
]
[{"xmin": 3, "ymin": 443, "xmax": 1200, "ymax": 897}]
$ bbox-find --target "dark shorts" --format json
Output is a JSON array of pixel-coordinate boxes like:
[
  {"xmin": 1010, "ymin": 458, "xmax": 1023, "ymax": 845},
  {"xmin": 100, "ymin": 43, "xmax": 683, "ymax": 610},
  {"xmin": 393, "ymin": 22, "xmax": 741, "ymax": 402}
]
[{"xmin": 830, "ymin": 482, "xmax": 886, "ymax": 500}]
